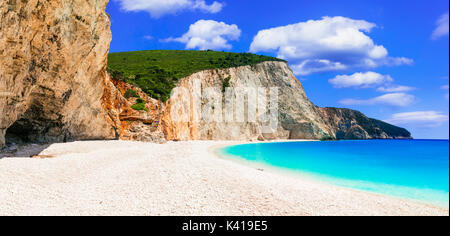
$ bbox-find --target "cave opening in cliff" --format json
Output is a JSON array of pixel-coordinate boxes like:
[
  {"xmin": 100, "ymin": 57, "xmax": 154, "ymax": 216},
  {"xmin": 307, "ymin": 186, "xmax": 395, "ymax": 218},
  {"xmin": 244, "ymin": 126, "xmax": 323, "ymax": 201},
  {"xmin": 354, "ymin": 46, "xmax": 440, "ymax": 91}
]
[
  {"xmin": 5, "ymin": 119, "xmax": 35, "ymax": 145},
  {"xmin": 4, "ymin": 116, "xmax": 67, "ymax": 146},
  {"xmin": 4, "ymin": 96, "xmax": 67, "ymax": 146}
]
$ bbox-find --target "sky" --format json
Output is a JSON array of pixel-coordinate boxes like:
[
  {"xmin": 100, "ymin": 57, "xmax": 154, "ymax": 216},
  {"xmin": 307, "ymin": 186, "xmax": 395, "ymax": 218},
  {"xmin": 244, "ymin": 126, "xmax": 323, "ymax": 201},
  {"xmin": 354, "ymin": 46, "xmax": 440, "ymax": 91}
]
[{"xmin": 106, "ymin": 0, "xmax": 449, "ymax": 139}]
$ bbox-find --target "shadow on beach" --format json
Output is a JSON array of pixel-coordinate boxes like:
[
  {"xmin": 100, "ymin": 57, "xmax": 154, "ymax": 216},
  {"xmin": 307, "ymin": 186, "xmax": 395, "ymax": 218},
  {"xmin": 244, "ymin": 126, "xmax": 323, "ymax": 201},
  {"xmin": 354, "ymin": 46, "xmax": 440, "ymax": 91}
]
[{"xmin": 0, "ymin": 143, "xmax": 51, "ymax": 159}]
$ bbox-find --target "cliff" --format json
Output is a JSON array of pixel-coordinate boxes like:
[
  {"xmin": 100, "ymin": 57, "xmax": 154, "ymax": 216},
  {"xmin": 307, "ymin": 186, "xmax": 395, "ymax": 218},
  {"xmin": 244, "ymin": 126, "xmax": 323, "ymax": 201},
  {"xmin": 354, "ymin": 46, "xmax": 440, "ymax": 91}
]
[
  {"xmin": 0, "ymin": 0, "xmax": 116, "ymax": 148},
  {"xmin": 162, "ymin": 61, "xmax": 332, "ymax": 141},
  {"xmin": 160, "ymin": 61, "xmax": 412, "ymax": 141},
  {"xmin": 102, "ymin": 74, "xmax": 166, "ymax": 143},
  {"xmin": 319, "ymin": 107, "xmax": 412, "ymax": 139},
  {"xmin": 105, "ymin": 60, "xmax": 412, "ymax": 142},
  {"xmin": 0, "ymin": 2, "xmax": 412, "ymax": 148}
]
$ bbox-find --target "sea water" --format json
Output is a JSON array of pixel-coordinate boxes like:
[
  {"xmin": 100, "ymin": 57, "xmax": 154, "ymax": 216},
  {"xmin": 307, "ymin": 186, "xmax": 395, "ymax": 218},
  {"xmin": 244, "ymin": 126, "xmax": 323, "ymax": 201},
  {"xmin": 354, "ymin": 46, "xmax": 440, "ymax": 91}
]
[{"xmin": 221, "ymin": 140, "xmax": 449, "ymax": 208}]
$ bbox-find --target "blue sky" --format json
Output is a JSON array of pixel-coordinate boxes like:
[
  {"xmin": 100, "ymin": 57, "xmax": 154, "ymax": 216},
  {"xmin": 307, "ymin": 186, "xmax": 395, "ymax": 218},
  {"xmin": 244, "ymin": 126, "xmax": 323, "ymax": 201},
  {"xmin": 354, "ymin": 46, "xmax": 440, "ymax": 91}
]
[{"xmin": 106, "ymin": 0, "xmax": 449, "ymax": 139}]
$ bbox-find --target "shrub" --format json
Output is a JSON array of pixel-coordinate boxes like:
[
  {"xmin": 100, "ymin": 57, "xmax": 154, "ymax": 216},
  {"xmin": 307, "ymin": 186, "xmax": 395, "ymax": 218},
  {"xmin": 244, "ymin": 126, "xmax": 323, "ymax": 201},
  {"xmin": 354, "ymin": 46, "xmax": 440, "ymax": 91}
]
[
  {"xmin": 131, "ymin": 102, "xmax": 148, "ymax": 112},
  {"xmin": 124, "ymin": 89, "xmax": 139, "ymax": 99},
  {"xmin": 320, "ymin": 135, "xmax": 335, "ymax": 141},
  {"xmin": 222, "ymin": 77, "xmax": 231, "ymax": 93}
]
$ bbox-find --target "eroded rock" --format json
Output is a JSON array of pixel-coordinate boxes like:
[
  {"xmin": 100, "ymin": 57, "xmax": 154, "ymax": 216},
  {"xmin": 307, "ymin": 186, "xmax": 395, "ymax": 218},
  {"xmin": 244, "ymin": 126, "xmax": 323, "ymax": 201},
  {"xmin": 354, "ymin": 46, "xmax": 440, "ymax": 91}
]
[
  {"xmin": 0, "ymin": 0, "xmax": 116, "ymax": 148},
  {"xmin": 159, "ymin": 62, "xmax": 412, "ymax": 141},
  {"xmin": 103, "ymin": 75, "xmax": 167, "ymax": 143},
  {"xmin": 161, "ymin": 61, "xmax": 333, "ymax": 141},
  {"xmin": 319, "ymin": 107, "xmax": 412, "ymax": 139}
]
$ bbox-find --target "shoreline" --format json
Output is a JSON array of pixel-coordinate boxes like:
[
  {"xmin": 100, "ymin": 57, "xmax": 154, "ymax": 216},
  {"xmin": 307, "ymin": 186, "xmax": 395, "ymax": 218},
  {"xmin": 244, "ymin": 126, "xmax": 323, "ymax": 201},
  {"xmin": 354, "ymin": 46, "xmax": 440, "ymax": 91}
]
[
  {"xmin": 213, "ymin": 142, "xmax": 449, "ymax": 210},
  {"xmin": 0, "ymin": 140, "xmax": 448, "ymax": 216}
]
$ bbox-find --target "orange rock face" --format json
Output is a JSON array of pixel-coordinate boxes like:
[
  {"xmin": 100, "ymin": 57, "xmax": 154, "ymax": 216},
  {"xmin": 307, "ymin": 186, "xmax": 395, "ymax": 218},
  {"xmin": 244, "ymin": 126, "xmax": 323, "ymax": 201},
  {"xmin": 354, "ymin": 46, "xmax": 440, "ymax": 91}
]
[
  {"xmin": 0, "ymin": 0, "xmax": 115, "ymax": 147},
  {"xmin": 102, "ymin": 75, "xmax": 166, "ymax": 143}
]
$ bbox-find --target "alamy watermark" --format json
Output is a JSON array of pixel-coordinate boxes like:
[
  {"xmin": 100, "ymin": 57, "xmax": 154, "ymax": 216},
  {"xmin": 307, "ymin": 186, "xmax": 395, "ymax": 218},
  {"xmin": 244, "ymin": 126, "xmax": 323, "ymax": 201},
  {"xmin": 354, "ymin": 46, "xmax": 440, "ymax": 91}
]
[{"xmin": 170, "ymin": 78, "xmax": 279, "ymax": 133}]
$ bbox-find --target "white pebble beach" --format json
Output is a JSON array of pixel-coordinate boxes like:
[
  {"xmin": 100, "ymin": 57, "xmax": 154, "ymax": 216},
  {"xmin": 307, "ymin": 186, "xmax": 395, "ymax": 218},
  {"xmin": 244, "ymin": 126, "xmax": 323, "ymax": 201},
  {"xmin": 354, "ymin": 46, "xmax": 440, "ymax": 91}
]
[{"xmin": 0, "ymin": 140, "xmax": 448, "ymax": 216}]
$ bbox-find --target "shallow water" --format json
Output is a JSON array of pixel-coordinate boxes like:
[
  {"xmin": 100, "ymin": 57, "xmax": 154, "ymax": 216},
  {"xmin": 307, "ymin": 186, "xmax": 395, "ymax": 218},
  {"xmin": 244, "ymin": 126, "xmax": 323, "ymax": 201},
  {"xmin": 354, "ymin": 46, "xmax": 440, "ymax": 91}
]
[{"xmin": 221, "ymin": 140, "xmax": 449, "ymax": 207}]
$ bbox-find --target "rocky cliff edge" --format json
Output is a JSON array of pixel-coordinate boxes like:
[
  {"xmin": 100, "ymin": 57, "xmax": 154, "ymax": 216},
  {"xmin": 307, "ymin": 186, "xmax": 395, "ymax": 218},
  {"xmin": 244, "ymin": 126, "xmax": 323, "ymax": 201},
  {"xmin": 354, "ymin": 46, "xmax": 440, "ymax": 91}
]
[{"xmin": 0, "ymin": 0, "xmax": 116, "ymax": 148}]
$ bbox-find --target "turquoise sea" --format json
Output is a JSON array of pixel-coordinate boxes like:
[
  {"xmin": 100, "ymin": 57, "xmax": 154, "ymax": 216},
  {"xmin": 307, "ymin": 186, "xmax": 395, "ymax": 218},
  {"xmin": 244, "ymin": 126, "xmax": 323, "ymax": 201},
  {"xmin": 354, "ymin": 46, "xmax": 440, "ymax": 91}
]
[{"xmin": 220, "ymin": 140, "xmax": 449, "ymax": 208}]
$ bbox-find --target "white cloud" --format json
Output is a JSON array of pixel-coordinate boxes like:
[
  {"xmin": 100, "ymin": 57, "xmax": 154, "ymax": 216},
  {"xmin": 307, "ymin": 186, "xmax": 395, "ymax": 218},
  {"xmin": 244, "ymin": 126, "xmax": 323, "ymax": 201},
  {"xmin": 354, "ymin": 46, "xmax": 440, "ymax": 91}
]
[
  {"xmin": 339, "ymin": 93, "xmax": 415, "ymax": 107},
  {"xmin": 143, "ymin": 35, "xmax": 154, "ymax": 40},
  {"xmin": 249, "ymin": 16, "xmax": 413, "ymax": 75},
  {"xmin": 432, "ymin": 12, "xmax": 449, "ymax": 40},
  {"xmin": 329, "ymin": 71, "xmax": 416, "ymax": 93},
  {"xmin": 163, "ymin": 20, "xmax": 241, "ymax": 50},
  {"xmin": 386, "ymin": 111, "xmax": 449, "ymax": 127},
  {"xmin": 377, "ymin": 85, "xmax": 416, "ymax": 93},
  {"xmin": 292, "ymin": 60, "xmax": 347, "ymax": 75},
  {"xmin": 442, "ymin": 85, "xmax": 449, "ymax": 100},
  {"xmin": 115, "ymin": 0, "xmax": 223, "ymax": 18},
  {"xmin": 386, "ymin": 57, "xmax": 414, "ymax": 66},
  {"xmin": 329, "ymin": 71, "xmax": 393, "ymax": 88}
]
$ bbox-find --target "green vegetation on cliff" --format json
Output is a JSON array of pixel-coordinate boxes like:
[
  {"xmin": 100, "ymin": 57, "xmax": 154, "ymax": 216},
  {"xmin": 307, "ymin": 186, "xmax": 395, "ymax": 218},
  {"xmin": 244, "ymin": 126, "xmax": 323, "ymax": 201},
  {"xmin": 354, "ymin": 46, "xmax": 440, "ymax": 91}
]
[{"xmin": 107, "ymin": 50, "xmax": 286, "ymax": 101}]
